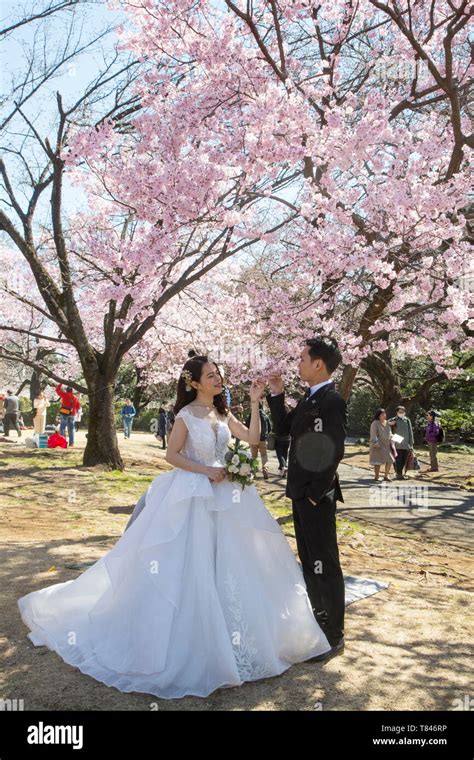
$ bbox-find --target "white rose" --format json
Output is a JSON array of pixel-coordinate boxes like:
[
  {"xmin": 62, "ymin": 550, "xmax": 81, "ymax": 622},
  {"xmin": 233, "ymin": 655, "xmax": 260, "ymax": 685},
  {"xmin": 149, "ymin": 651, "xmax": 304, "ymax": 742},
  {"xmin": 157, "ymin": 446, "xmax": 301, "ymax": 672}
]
[
  {"xmin": 231, "ymin": 454, "xmax": 240, "ymax": 465},
  {"xmin": 228, "ymin": 465, "xmax": 239, "ymax": 474},
  {"xmin": 240, "ymin": 463, "xmax": 251, "ymax": 476}
]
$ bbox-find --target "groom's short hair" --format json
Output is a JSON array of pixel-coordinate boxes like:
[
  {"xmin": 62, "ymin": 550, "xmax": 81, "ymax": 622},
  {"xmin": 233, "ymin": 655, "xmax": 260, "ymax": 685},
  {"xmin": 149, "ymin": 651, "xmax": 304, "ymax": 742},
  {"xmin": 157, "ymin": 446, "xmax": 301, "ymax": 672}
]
[{"xmin": 305, "ymin": 336, "xmax": 342, "ymax": 374}]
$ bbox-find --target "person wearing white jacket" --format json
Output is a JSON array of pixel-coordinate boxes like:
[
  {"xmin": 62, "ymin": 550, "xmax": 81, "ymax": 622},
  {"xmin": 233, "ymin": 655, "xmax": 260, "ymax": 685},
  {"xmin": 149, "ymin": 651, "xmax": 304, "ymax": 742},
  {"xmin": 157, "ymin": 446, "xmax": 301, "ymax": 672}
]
[{"xmin": 33, "ymin": 391, "xmax": 50, "ymax": 435}]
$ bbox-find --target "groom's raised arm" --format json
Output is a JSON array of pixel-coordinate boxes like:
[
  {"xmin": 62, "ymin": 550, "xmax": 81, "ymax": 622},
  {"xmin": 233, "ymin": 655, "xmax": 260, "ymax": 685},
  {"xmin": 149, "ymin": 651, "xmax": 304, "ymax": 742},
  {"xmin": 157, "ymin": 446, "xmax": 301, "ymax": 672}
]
[{"xmin": 266, "ymin": 392, "xmax": 295, "ymax": 437}]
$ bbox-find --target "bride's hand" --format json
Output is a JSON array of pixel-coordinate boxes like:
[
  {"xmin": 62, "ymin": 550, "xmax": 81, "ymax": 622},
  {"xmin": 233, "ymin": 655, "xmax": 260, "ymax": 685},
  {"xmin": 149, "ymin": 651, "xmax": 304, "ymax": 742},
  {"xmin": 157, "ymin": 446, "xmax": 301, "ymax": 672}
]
[
  {"xmin": 249, "ymin": 379, "xmax": 265, "ymax": 403},
  {"xmin": 205, "ymin": 466, "xmax": 227, "ymax": 483}
]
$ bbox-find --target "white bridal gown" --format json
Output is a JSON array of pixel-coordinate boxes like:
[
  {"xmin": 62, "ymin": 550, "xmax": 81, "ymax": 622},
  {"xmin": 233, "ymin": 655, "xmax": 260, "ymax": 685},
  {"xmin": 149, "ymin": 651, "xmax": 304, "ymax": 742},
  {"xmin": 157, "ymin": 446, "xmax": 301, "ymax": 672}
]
[{"xmin": 18, "ymin": 405, "xmax": 331, "ymax": 699}]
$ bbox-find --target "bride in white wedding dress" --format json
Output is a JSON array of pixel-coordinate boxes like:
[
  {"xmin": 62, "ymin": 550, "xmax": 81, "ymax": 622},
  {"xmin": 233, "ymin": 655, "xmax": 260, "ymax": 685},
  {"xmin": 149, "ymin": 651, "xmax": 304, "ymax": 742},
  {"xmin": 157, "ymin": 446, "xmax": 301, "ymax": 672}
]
[{"xmin": 18, "ymin": 353, "xmax": 331, "ymax": 699}]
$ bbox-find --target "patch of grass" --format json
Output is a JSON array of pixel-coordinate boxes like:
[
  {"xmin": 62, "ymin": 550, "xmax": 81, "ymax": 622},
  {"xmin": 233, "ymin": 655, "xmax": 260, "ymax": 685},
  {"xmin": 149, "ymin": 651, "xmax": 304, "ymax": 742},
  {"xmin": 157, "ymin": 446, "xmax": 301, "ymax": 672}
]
[
  {"xmin": 0, "ymin": 451, "xmax": 82, "ymax": 470},
  {"xmin": 262, "ymin": 493, "xmax": 369, "ymax": 542},
  {"xmin": 98, "ymin": 472, "xmax": 154, "ymax": 492},
  {"xmin": 337, "ymin": 517, "xmax": 365, "ymax": 538},
  {"xmin": 262, "ymin": 493, "xmax": 292, "ymax": 519},
  {"xmin": 439, "ymin": 443, "xmax": 474, "ymax": 454},
  {"xmin": 101, "ymin": 470, "xmax": 153, "ymax": 481},
  {"xmin": 344, "ymin": 444, "xmax": 370, "ymax": 457}
]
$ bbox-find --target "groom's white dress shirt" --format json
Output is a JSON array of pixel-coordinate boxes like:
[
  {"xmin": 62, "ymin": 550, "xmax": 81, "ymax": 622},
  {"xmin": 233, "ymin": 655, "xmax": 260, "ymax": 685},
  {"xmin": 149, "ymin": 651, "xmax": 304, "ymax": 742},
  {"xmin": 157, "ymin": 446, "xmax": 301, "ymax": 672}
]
[
  {"xmin": 306, "ymin": 379, "xmax": 333, "ymax": 397},
  {"xmin": 270, "ymin": 378, "xmax": 333, "ymax": 398}
]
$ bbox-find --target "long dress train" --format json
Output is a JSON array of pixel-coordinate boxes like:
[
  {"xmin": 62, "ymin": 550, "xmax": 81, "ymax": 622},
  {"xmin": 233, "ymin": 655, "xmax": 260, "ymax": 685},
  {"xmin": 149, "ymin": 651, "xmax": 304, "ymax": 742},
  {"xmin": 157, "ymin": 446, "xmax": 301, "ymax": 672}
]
[{"xmin": 18, "ymin": 405, "xmax": 330, "ymax": 699}]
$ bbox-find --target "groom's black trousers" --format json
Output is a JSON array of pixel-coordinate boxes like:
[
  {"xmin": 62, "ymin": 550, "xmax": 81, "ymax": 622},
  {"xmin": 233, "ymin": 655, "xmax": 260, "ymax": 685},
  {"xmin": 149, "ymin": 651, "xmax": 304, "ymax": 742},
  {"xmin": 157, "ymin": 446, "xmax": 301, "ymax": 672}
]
[{"xmin": 292, "ymin": 489, "xmax": 345, "ymax": 646}]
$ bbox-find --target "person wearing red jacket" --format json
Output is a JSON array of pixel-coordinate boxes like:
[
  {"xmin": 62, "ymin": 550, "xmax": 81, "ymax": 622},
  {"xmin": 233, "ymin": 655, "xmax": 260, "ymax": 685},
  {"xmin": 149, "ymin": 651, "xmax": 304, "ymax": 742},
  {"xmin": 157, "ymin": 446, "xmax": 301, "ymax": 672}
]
[{"xmin": 55, "ymin": 384, "xmax": 81, "ymax": 447}]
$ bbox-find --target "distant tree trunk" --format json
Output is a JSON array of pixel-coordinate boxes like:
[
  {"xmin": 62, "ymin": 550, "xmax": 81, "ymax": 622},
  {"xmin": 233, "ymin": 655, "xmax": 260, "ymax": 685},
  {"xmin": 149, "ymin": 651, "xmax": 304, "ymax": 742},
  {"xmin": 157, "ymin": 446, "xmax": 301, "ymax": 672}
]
[
  {"xmin": 131, "ymin": 366, "xmax": 153, "ymax": 416},
  {"xmin": 30, "ymin": 370, "xmax": 41, "ymax": 404},
  {"xmin": 361, "ymin": 352, "xmax": 404, "ymax": 414},
  {"xmin": 339, "ymin": 365, "xmax": 358, "ymax": 401},
  {"xmin": 30, "ymin": 346, "xmax": 61, "ymax": 410}
]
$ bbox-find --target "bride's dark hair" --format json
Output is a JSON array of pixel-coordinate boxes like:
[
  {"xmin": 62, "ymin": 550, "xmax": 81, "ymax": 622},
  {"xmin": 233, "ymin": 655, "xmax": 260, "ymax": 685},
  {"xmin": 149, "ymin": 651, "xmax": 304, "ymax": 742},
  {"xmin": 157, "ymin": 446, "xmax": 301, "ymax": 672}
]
[{"xmin": 174, "ymin": 350, "xmax": 229, "ymax": 416}]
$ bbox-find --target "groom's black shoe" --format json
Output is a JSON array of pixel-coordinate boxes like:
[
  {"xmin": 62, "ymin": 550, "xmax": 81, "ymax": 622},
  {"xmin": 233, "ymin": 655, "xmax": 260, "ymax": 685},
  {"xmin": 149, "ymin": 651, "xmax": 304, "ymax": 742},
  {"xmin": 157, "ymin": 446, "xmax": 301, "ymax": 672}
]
[{"xmin": 308, "ymin": 637, "xmax": 345, "ymax": 664}]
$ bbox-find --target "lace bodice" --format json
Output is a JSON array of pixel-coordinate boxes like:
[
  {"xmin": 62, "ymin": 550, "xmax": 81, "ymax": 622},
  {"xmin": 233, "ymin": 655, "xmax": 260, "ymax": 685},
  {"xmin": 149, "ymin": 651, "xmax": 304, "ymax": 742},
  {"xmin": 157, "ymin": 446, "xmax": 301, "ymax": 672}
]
[{"xmin": 176, "ymin": 406, "xmax": 232, "ymax": 467}]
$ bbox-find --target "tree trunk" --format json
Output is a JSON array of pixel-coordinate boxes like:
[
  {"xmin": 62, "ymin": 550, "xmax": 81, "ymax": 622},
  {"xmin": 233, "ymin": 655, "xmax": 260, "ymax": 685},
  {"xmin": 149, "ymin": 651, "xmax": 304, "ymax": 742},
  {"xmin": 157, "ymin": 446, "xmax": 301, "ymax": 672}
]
[
  {"xmin": 83, "ymin": 374, "xmax": 123, "ymax": 470},
  {"xmin": 339, "ymin": 365, "xmax": 359, "ymax": 401},
  {"xmin": 361, "ymin": 352, "xmax": 404, "ymax": 414},
  {"xmin": 382, "ymin": 387, "xmax": 405, "ymax": 416},
  {"xmin": 30, "ymin": 369, "xmax": 41, "ymax": 405}
]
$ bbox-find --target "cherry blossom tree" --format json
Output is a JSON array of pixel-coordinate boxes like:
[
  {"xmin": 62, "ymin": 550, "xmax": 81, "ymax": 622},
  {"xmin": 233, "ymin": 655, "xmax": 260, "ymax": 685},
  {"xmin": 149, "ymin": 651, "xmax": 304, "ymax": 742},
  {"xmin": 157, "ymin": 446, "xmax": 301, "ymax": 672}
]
[
  {"xmin": 0, "ymin": 3, "xmax": 145, "ymax": 467},
  {"xmin": 1, "ymin": 0, "xmax": 472, "ymax": 469},
  {"xmin": 96, "ymin": 0, "xmax": 471, "ymax": 397}
]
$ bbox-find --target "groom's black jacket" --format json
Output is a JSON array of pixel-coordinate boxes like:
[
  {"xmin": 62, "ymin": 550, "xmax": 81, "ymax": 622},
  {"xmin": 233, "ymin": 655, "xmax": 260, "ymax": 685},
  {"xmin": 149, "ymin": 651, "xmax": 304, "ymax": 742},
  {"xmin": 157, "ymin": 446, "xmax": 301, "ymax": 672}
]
[{"xmin": 267, "ymin": 382, "xmax": 347, "ymax": 504}]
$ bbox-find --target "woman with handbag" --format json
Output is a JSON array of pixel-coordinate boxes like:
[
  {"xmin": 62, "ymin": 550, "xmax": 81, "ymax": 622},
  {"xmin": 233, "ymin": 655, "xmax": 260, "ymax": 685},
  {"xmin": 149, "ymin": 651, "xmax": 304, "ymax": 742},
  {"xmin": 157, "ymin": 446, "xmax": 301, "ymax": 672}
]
[{"xmin": 369, "ymin": 408, "xmax": 395, "ymax": 481}]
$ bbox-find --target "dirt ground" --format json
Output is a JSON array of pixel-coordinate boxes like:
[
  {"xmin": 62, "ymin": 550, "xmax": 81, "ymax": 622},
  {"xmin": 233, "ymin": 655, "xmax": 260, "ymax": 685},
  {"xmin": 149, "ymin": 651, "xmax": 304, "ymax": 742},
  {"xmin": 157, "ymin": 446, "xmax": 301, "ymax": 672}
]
[{"xmin": 0, "ymin": 431, "xmax": 472, "ymax": 711}]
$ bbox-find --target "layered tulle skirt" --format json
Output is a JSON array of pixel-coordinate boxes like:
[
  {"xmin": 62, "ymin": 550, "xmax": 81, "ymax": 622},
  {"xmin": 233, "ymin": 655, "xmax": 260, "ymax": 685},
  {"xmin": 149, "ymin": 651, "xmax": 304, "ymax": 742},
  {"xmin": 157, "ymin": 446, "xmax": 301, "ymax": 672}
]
[{"xmin": 18, "ymin": 469, "xmax": 330, "ymax": 699}]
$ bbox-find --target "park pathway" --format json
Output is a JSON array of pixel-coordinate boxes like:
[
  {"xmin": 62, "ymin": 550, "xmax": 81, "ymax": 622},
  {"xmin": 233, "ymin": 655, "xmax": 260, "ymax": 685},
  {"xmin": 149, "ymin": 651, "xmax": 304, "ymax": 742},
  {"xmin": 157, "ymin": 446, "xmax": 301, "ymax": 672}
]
[{"xmin": 257, "ymin": 449, "xmax": 474, "ymax": 551}]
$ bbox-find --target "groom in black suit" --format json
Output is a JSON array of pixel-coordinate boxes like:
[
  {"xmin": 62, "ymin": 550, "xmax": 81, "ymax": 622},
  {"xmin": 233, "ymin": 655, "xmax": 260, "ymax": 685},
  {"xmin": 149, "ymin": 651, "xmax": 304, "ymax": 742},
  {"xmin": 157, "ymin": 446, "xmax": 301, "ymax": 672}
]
[{"xmin": 267, "ymin": 337, "xmax": 347, "ymax": 661}]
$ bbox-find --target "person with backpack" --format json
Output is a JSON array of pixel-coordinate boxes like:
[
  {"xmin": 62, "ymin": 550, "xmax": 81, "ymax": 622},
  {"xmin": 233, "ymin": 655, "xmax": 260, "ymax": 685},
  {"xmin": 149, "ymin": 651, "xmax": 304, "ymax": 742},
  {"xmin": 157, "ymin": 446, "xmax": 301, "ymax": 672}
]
[
  {"xmin": 55, "ymin": 383, "xmax": 81, "ymax": 447},
  {"xmin": 424, "ymin": 410, "xmax": 444, "ymax": 472},
  {"xmin": 245, "ymin": 401, "xmax": 272, "ymax": 479}
]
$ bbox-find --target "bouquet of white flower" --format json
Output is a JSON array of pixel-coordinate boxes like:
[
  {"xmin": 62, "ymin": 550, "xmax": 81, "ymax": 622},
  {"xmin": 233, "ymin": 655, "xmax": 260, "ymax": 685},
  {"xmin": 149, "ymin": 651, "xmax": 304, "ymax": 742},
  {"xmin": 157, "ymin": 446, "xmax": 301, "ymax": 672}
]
[{"xmin": 224, "ymin": 441, "xmax": 259, "ymax": 489}]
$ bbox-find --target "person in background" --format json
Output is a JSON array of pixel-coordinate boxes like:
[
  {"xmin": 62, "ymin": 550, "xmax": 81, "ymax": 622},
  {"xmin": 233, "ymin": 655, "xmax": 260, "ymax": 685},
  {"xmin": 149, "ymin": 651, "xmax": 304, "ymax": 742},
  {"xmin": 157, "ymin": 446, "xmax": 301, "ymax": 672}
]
[
  {"xmin": 55, "ymin": 383, "xmax": 81, "ymax": 447},
  {"xmin": 2, "ymin": 390, "xmax": 22, "ymax": 438},
  {"xmin": 33, "ymin": 391, "xmax": 50, "ymax": 435},
  {"xmin": 388, "ymin": 405, "xmax": 414, "ymax": 480},
  {"xmin": 369, "ymin": 408, "xmax": 395, "ymax": 482},
  {"xmin": 271, "ymin": 402, "xmax": 290, "ymax": 477},
  {"xmin": 245, "ymin": 400, "xmax": 272, "ymax": 479},
  {"xmin": 156, "ymin": 407, "xmax": 167, "ymax": 449},
  {"xmin": 166, "ymin": 407, "xmax": 175, "ymax": 436},
  {"xmin": 74, "ymin": 399, "xmax": 83, "ymax": 432},
  {"xmin": 424, "ymin": 410, "xmax": 441, "ymax": 472},
  {"xmin": 121, "ymin": 399, "xmax": 136, "ymax": 439},
  {"xmin": 274, "ymin": 430, "xmax": 290, "ymax": 478}
]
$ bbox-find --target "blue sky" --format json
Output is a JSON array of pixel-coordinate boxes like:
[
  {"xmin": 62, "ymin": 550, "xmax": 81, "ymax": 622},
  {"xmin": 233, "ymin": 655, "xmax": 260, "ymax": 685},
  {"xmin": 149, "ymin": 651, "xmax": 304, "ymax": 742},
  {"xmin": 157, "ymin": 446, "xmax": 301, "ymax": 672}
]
[
  {"xmin": 0, "ymin": 1, "xmax": 128, "ymax": 218},
  {"xmin": 0, "ymin": 1, "xmax": 297, "ymax": 255}
]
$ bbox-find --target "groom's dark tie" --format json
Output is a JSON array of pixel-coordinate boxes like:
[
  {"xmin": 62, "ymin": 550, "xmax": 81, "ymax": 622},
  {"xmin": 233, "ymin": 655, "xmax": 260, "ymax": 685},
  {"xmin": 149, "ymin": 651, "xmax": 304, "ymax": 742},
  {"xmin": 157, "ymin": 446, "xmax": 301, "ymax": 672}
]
[{"xmin": 304, "ymin": 388, "xmax": 312, "ymax": 400}]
